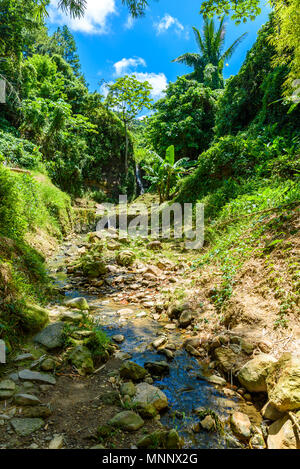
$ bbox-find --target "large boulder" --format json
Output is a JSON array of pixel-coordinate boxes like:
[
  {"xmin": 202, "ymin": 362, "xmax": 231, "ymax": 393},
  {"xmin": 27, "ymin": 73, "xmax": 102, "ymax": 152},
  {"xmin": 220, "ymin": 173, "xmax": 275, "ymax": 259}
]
[
  {"xmin": 119, "ymin": 361, "xmax": 147, "ymax": 382},
  {"xmin": 267, "ymin": 413, "xmax": 300, "ymax": 449},
  {"xmin": 132, "ymin": 382, "xmax": 168, "ymax": 412},
  {"xmin": 266, "ymin": 353, "xmax": 300, "ymax": 412},
  {"xmin": 34, "ymin": 322, "xmax": 65, "ymax": 350},
  {"xmin": 108, "ymin": 411, "xmax": 144, "ymax": 432},
  {"xmin": 68, "ymin": 346, "xmax": 94, "ymax": 375},
  {"xmin": 65, "ymin": 297, "xmax": 89, "ymax": 311},
  {"xmin": 116, "ymin": 251, "xmax": 136, "ymax": 267},
  {"xmin": 237, "ymin": 354, "xmax": 277, "ymax": 392}
]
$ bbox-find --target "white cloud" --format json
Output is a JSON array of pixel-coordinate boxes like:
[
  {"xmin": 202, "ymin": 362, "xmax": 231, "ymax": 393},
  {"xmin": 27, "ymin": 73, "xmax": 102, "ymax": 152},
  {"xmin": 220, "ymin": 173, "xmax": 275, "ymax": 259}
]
[
  {"xmin": 133, "ymin": 72, "xmax": 168, "ymax": 100},
  {"xmin": 154, "ymin": 14, "xmax": 184, "ymax": 35},
  {"xmin": 49, "ymin": 0, "xmax": 116, "ymax": 34},
  {"xmin": 124, "ymin": 15, "xmax": 134, "ymax": 30},
  {"xmin": 113, "ymin": 57, "xmax": 146, "ymax": 76}
]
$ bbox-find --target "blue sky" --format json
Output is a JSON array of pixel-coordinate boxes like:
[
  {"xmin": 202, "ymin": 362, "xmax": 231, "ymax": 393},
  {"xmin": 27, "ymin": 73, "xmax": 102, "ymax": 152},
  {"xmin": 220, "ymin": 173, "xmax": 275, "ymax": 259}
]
[{"xmin": 48, "ymin": 0, "xmax": 271, "ymax": 101}]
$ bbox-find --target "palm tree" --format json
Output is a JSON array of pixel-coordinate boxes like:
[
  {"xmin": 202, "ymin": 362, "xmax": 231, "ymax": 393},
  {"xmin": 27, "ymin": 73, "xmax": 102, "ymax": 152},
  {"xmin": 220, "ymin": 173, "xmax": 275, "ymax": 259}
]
[
  {"xmin": 36, "ymin": 0, "xmax": 149, "ymax": 19},
  {"xmin": 173, "ymin": 16, "xmax": 247, "ymax": 89}
]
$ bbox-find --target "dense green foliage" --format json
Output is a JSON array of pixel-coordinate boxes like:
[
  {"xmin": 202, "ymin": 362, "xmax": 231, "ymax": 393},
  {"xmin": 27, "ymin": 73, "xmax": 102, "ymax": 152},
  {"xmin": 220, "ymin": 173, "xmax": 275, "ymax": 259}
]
[
  {"xmin": 145, "ymin": 77, "xmax": 219, "ymax": 160},
  {"xmin": 143, "ymin": 145, "xmax": 193, "ymax": 203},
  {"xmin": 214, "ymin": 18, "xmax": 300, "ymax": 137},
  {"xmin": 0, "ymin": 1, "xmax": 134, "ymax": 197}
]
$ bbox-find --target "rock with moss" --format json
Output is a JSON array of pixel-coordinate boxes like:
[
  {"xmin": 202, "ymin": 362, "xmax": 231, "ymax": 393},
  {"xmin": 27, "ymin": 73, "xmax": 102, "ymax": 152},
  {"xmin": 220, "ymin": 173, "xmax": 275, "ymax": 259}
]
[
  {"xmin": 68, "ymin": 345, "xmax": 94, "ymax": 375},
  {"xmin": 22, "ymin": 303, "xmax": 49, "ymax": 332},
  {"xmin": 116, "ymin": 251, "xmax": 136, "ymax": 267},
  {"xmin": 137, "ymin": 429, "xmax": 182, "ymax": 449},
  {"xmin": 120, "ymin": 381, "xmax": 136, "ymax": 397},
  {"xmin": 237, "ymin": 354, "xmax": 277, "ymax": 392},
  {"xmin": 137, "ymin": 402, "xmax": 158, "ymax": 419},
  {"xmin": 21, "ymin": 405, "xmax": 52, "ymax": 418},
  {"xmin": 108, "ymin": 411, "xmax": 144, "ymax": 432},
  {"xmin": 119, "ymin": 361, "xmax": 147, "ymax": 382},
  {"xmin": 266, "ymin": 353, "xmax": 300, "ymax": 412},
  {"xmin": 65, "ymin": 297, "xmax": 89, "ymax": 311},
  {"xmin": 0, "ymin": 379, "xmax": 16, "ymax": 400},
  {"xmin": 82, "ymin": 259, "xmax": 107, "ymax": 278}
]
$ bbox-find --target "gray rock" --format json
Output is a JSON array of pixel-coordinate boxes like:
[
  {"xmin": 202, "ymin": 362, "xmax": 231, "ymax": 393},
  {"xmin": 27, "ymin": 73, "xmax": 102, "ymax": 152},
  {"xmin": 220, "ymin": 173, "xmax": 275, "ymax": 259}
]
[
  {"xmin": 14, "ymin": 394, "xmax": 41, "ymax": 406},
  {"xmin": 34, "ymin": 322, "xmax": 65, "ymax": 350},
  {"xmin": 14, "ymin": 353, "xmax": 34, "ymax": 362},
  {"xmin": 18, "ymin": 370, "xmax": 56, "ymax": 385},
  {"xmin": 108, "ymin": 411, "xmax": 144, "ymax": 431},
  {"xmin": 133, "ymin": 382, "xmax": 168, "ymax": 411},
  {"xmin": 112, "ymin": 335, "xmax": 125, "ymax": 344},
  {"xmin": 10, "ymin": 418, "xmax": 44, "ymax": 436}
]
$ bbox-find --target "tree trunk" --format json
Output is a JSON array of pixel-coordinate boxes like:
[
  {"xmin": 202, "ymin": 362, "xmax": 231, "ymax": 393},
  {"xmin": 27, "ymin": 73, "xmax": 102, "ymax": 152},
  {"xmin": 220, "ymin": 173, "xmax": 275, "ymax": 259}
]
[{"xmin": 124, "ymin": 121, "xmax": 128, "ymax": 177}]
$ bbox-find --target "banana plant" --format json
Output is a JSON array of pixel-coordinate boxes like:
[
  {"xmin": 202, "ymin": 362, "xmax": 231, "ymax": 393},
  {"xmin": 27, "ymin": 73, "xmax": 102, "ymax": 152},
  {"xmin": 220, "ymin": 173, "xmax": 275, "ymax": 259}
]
[{"xmin": 143, "ymin": 145, "xmax": 193, "ymax": 203}]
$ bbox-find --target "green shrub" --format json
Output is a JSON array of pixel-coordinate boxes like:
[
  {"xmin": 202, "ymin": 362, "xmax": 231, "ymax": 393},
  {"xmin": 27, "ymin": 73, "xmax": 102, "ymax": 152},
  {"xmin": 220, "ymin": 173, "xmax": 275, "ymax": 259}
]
[{"xmin": 0, "ymin": 130, "xmax": 45, "ymax": 171}]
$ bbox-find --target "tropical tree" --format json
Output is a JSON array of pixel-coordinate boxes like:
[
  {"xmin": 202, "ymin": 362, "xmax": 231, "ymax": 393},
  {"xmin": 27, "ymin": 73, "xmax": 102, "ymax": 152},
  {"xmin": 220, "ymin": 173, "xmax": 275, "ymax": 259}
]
[
  {"xmin": 172, "ymin": 16, "xmax": 247, "ymax": 89},
  {"xmin": 143, "ymin": 145, "xmax": 194, "ymax": 203},
  {"xmin": 105, "ymin": 75, "xmax": 153, "ymax": 176},
  {"xmin": 35, "ymin": 0, "xmax": 150, "ymax": 18},
  {"xmin": 145, "ymin": 76, "xmax": 219, "ymax": 160}
]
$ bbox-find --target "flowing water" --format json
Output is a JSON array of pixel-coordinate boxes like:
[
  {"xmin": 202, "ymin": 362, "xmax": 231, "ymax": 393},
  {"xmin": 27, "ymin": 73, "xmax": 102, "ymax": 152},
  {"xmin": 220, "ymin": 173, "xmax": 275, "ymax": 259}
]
[{"xmin": 51, "ymin": 242, "xmax": 246, "ymax": 449}]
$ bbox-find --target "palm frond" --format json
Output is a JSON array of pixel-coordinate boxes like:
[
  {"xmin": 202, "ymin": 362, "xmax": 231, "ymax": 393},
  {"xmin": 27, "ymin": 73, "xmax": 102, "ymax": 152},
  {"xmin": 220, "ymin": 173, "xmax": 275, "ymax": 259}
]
[
  {"xmin": 122, "ymin": 0, "xmax": 148, "ymax": 18},
  {"xmin": 193, "ymin": 27, "xmax": 205, "ymax": 54},
  {"xmin": 58, "ymin": 0, "xmax": 87, "ymax": 19},
  {"xmin": 214, "ymin": 16, "xmax": 226, "ymax": 58},
  {"xmin": 172, "ymin": 53, "xmax": 201, "ymax": 68},
  {"xmin": 220, "ymin": 32, "xmax": 248, "ymax": 63}
]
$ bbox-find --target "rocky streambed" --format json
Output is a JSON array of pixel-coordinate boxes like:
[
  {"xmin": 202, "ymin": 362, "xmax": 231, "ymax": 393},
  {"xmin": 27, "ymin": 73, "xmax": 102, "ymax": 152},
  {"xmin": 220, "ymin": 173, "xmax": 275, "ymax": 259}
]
[{"xmin": 0, "ymin": 229, "xmax": 299, "ymax": 450}]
